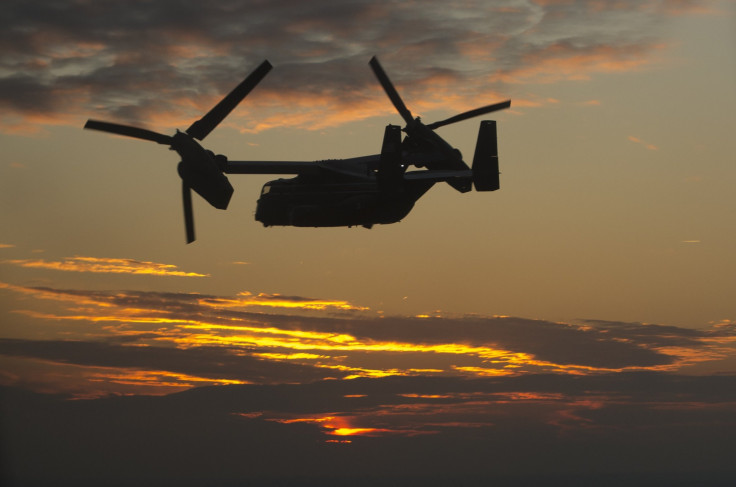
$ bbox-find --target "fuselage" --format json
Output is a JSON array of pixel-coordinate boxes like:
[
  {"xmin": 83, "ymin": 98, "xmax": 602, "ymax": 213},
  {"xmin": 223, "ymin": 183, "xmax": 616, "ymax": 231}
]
[{"xmin": 255, "ymin": 173, "xmax": 433, "ymax": 228}]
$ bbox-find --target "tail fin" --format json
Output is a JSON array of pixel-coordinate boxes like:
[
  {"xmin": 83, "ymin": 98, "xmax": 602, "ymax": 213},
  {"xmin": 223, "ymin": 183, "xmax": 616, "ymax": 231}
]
[
  {"xmin": 377, "ymin": 124, "xmax": 403, "ymax": 189},
  {"xmin": 471, "ymin": 120, "xmax": 500, "ymax": 191}
]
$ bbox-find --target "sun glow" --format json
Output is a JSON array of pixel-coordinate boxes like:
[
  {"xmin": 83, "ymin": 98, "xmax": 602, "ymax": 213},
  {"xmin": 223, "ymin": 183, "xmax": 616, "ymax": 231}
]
[
  {"xmin": 270, "ymin": 414, "xmax": 386, "ymax": 438},
  {"xmin": 329, "ymin": 427, "xmax": 379, "ymax": 436}
]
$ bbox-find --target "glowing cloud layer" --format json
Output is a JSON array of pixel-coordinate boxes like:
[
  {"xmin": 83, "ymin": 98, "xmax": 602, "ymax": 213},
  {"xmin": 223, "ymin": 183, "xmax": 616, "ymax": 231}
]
[
  {"xmin": 1, "ymin": 282, "xmax": 734, "ymax": 398},
  {"xmin": 3, "ymin": 256, "xmax": 208, "ymax": 277}
]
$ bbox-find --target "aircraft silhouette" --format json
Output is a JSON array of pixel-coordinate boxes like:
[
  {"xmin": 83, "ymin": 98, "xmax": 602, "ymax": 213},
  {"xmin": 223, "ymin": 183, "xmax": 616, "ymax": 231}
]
[{"xmin": 84, "ymin": 57, "xmax": 510, "ymax": 243}]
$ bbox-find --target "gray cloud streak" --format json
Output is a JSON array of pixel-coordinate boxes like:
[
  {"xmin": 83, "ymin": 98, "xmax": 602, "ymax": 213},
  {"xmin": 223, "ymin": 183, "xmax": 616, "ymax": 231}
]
[{"xmin": 0, "ymin": 338, "xmax": 343, "ymax": 384}]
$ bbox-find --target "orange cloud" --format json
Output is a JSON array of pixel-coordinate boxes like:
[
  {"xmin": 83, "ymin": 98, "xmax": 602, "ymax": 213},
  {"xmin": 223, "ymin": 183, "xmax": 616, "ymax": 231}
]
[
  {"xmin": 219, "ymin": 291, "xmax": 369, "ymax": 311},
  {"xmin": 628, "ymin": 135, "xmax": 658, "ymax": 150},
  {"xmin": 496, "ymin": 43, "xmax": 665, "ymax": 85},
  {"xmin": 270, "ymin": 414, "xmax": 406, "ymax": 439},
  {"xmin": 89, "ymin": 369, "xmax": 247, "ymax": 390},
  {"xmin": 235, "ymin": 92, "xmax": 397, "ymax": 132},
  {"xmin": 3, "ymin": 256, "xmax": 208, "ymax": 277}
]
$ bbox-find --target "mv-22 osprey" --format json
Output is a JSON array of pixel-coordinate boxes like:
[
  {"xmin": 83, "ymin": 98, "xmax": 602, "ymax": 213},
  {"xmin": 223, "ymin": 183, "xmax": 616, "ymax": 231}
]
[{"xmin": 84, "ymin": 57, "xmax": 511, "ymax": 243}]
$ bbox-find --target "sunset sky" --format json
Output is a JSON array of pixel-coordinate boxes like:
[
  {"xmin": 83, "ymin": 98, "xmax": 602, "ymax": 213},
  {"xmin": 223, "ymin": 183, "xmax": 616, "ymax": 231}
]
[{"xmin": 1, "ymin": 1, "xmax": 735, "ymax": 485}]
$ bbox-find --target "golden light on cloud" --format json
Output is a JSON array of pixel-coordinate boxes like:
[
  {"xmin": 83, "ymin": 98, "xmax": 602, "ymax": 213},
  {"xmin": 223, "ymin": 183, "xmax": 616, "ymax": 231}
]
[
  {"xmin": 16, "ymin": 309, "xmax": 193, "ymax": 327},
  {"xmin": 91, "ymin": 369, "xmax": 248, "ymax": 389},
  {"xmin": 400, "ymin": 394, "xmax": 451, "ymax": 399},
  {"xmin": 228, "ymin": 292, "xmax": 369, "ymax": 311},
  {"xmin": 452, "ymin": 366, "xmax": 515, "ymax": 377},
  {"xmin": 0, "ymin": 355, "xmax": 250, "ymax": 398},
  {"xmin": 3, "ymin": 257, "xmax": 208, "ymax": 277},
  {"xmin": 240, "ymin": 92, "xmax": 394, "ymax": 132},
  {"xmin": 271, "ymin": 414, "xmax": 386, "ymax": 438},
  {"xmin": 253, "ymin": 352, "xmax": 330, "ymax": 361},
  {"xmin": 329, "ymin": 427, "xmax": 380, "ymax": 437},
  {"xmin": 172, "ymin": 324, "xmax": 537, "ymax": 375},
  {"xmin": 319, "ymin": 364, "xmax": 407, "ymax": 380}
]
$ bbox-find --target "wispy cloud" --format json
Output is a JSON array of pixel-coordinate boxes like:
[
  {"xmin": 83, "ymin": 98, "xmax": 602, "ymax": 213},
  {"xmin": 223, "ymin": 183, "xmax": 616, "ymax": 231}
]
[
  {"xmin": 219, "ymin": 291, "xmax": 369, "ymax": 311},
  {"xmin": 2, "ymin": 256, "xmax": 208, "ymax": 277},
  {"xmin": 0, "ymin": 0, "xmax": 716, "ymax": 133},
  {"xmin": 628, "ymin": 135, "xmax": 659, "ymax": 150}
]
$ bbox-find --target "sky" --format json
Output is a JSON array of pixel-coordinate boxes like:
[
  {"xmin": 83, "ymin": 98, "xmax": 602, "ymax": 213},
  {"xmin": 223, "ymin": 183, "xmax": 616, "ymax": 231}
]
[{"xmin": 1, "ymin": 0, "xmax": 735, "ymax": 485}]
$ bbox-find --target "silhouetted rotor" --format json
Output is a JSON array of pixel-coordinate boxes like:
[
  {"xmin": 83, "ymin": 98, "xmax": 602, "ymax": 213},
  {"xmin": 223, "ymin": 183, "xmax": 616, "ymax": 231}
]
[
  {"xmin": 426, "ymin": 100, "xmax": 511, "ymax": 130},
  {"xmin": 369, "ymin": 57, "xmax": 414, "ymax": 125},
  {"xmin": 83, "ymin": 120, "xmax": 173, "ymax": 145},
  {"xmin": 84, "ymin": 60, "xmax": 273, "ymax": 243},
  {"xmin": 186, "ymin": 60, "xmax": 273, "ymax": 141},
  {"xmin": 369, "ymin": 56, "xmax": 510, "ymax": 193},
  {"xmin": 182, "ymin": 182, "xmax": 195, "ymax": 244},
  {"xmin": 369, "ymin": 56, "xmax": 510, "ymax": 135}
]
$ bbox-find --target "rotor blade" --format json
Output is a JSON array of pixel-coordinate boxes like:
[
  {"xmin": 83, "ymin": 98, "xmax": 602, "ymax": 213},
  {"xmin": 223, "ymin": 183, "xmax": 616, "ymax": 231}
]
[
  {"xmin": 425, "ymin": 100, "xmax": 511, "ymax": 130},
  {"xmin": 84, "ymin": 120, "xmax": 173, "ymax": 145},
  {"xmin": 182, "ymin": 183, "xmax": 195, "ymax": 244},
  {"xmin": 186, "ymin": 60, "xmax": 273, "ymax": 141},
  {"xmin": 369, "ymin": 56, "xmax": 414, "ymax": 125}
]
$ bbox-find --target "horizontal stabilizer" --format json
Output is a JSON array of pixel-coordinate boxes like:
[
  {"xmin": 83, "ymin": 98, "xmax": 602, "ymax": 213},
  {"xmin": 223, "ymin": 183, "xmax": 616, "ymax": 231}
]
[
  {"xmin": 472, "ymin": 120, "xmax": 499, "ymax": 191},
  {"xmin": 404, "ymin": 169, "xmax": 473, "ymax": 183},
  {"xmin": 223, "ymin": 161, "xmax": 322, "ymax": 175}
]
